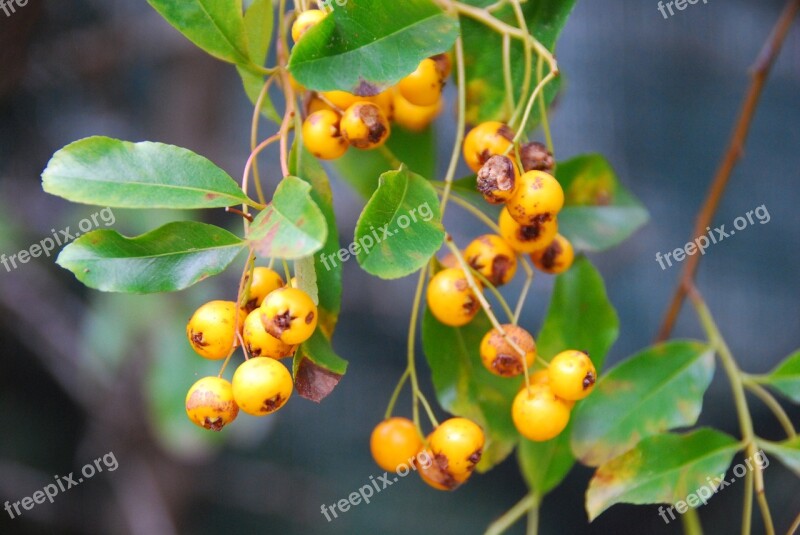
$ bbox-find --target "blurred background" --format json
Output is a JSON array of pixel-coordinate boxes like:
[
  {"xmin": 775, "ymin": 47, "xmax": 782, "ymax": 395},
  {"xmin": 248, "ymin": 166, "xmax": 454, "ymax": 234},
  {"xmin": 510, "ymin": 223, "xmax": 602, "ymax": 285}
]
[{"xmin": 0, "ymin": 0, "xmax": 798, "ymax": 534}]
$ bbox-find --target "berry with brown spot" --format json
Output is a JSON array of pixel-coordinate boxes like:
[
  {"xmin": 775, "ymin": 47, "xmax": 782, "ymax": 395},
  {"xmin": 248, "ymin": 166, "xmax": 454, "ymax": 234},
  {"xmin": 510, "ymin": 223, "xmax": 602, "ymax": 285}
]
[
  {"xmin": 398, "ymin": 58, "xmax": 447, "ymax": 107},
  {"xmin": 340, "ymin": 102, "xmax": 390, "ymax": 149},
  {"xmin": 245, "ymin": 267, "xmax": 284, "ymax": 309},
  {"xmin": 479, "ymin": 324, "xmax": 537, "ymax": 377},
  {"xmin": 186, "ymin": 300, "xmax": 246, "ymax": 360},
  {"xmin": 260, "ymin": 287, "xmax": 318, "ymax": 345},
  {"xmin": 519, "ymin": 141, "xmax": 555, "ymax": 173},
  {"xmin": 185, "ymin": 376, "xmax": 239, "ymax": 431},
  {"xmin": 548, "ymin": 350, "xmax": 597, "ymax": 401},
  {"xmin": 498, "ymin": 207, "xmax": 559, "ymax": 254},
  {"xmin": 476, "ymin": 155, "xmax": 519, "ymax": 204},
  {"xmin": 530, "ymin": 234, "xmax": 575, "ymax": 275},
  {"xmin": 463, "ymin": 234, "xmax": 518, "ymax": 287},
  {"xmin": 428, "ymin": 417, "xmax": 485, "ymax": 482},
  {"xmin": 302, "ymin": 110, "xmax": 348, "ymax": 160},
  {"xmin": 426, "ymin": 268, "xmax": 482, "ymax": 327},
  {"xmin": 243, "ymin": 309, "xmax": 296, "ymax": 359},
  {"xmin": 506, "ymin": 170, "xmax": 565, "ymax": 226},
  {"xmin": 462, "ymin": 121, "xmax": 515, "ymax": 173},
  {"xmin": 231, "ymin": 357, "xmax": 293, "ymax": 416}
]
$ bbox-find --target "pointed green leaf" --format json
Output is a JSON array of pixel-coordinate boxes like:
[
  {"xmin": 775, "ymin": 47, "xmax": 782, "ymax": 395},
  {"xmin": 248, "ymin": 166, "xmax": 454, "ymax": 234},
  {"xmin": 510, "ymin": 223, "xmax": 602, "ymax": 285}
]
[
  {"xmin": 572, "ymin": 341, "xmax": 715, "ymax": 467},
  {"xmin": 354, "ymin": 166, "xmax": 444, "ymax": 279},
  {"xmin": 761, "ymin": 350, "xmax": 800, "ymax": 402},
  {"xmin": 42, "ymin": 137, "xmax": 253, "ymax": 209},
  {"xmin": 57, "ymin": 222, "xmax": 245, "ymax": 293},
  {"xmin": 555, "ymin": 154, "xmax": 649, "ymax": 252},
  {"xmin": 289, "ymin": 0, "xmax": 458, "ymax": 93},
  {"xmin": 422, "ymin": 311, "xmax": 519, "ymax": 471},
  {"xmin": 519, "ymin": 256, "xmax": 619, "ymax": 495},
  {"xmin": 760, "ymin": 438, "xmax": 800, "ymax": 476},
  {"xmin": 586, "ymin": 429, "xmax": 740, "ymax": 521},
  {"xmin": 147, "ymin": 0, "xmax": 253, "ymax": 67},
  {"xmin": 248, "ymin": 175, "xmax": 328, "ymax": 260},
  {"xmin": 293, "ymin": 327, "xmax": 348, "ymax": 402}
]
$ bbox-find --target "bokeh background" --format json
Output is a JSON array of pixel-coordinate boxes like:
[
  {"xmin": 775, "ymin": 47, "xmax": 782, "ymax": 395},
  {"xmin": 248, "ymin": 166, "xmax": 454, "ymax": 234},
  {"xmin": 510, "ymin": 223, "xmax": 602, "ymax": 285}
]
[{"xmin": 1, "ymin": 0, "xmax": 798, "ymax": 534}]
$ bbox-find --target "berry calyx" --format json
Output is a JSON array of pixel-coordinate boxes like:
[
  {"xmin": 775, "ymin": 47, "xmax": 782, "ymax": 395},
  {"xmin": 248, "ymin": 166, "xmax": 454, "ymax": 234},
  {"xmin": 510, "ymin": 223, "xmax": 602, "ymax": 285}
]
[
  {"xmin": 464, "ymin": 234, "xmax": 518, "ymax": 287},
  {"xmin": 499, "ymin": 207, "xmax": 559, "ymax": 254},
  {"xmin": 519, "ymin": 141, "xmax": 555, "ymax": 173},
  {"xmin": 185, "ymin": 376, "xmax": 239, "ymax": 431},
  {"xmin": 260, "ymin": 287, "xmax": 318, "ymax": 345},
  {"xmin": 426, "ymin": 268, "xmax": 482, "ymax": 327},
  {"xmin": 477, "ymin": 155, "xmax": 519, "ymax": 204},
  {"xmin": 291, "ymin": 9, "xmax": 326, "ymax": 42},
  {"xmin": 302, "ymin": 109, "xmax": 348, "ymax": 160},
  {"xmin": 512, "ymin": 383, "xmax": 571, "ymax": 442},
  {"xmin": 548, "ymin": 350, "xmax": 597, "ymax": 401},
  {"xmin": 186, "ymin": 300, "xmax": 246, "ymax": 360},
  {"xmin": 479, "ymin": 324, "xmax": 537, "ymax": 377},
  {"xmin": 231, "ymin": 357, "xmax": 293, "ymax": 416},
  {"xmin": 340, "ymin": 102, "xmax": 390, "ymax": 149},
  {"xmin": 530, "ymin": 233, "xmax": 575, "ymax": 275},
  {"xmin": 463, "ymin": 121, "xmax": 514, "ymax": 173},
  {"xmin": 506, "ymin": 170, "xmax": 565, "ymax": 226},
  {"xmin": 370, "ymin": 417, "xmax": 424, "ymax": 472},
  {"xmin": 428, "ymin": 417, "xmax": 485, "ymax": 482},
  {"xmin": 243, "ymin": 309, "xmax": 296, "ymax": 359}
]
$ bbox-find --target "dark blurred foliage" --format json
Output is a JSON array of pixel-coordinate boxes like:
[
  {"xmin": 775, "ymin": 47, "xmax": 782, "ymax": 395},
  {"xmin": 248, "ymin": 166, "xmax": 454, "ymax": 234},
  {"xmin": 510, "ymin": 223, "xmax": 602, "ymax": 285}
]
[{"xmin": 0, "ymin": 1, "xmax": 798, "ymax": 534}]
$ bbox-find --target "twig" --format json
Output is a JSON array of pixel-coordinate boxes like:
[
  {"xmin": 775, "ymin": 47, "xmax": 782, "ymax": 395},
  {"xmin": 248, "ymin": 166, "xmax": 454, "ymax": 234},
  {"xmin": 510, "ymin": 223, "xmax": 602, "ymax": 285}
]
[{"xmin": 656, "ymin": 0, "xmax": 800, "ymax": 342}]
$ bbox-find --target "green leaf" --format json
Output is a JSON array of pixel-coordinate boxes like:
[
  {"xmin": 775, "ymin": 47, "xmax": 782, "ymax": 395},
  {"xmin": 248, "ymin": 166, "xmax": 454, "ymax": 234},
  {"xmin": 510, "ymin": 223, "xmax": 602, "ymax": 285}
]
[
  {"xmin": 586, "ymin": 429, "xmax": 740, "ymax": 521},
  {"xmin": 422, "ymin": 310, "xmax": 519, "ymax": 471},
  {"xmin": 42, "ymin": 137, "xmax": 254, "ymax": 209},
  {"xmin": 290, "ymin": 129, "xmax": 342, "ymax": 334},
  {"xmin": 760, "ymin": 438, "xmax": 800, "ymax": 477},
  {"xmin": 518, "ymin": 256, "xmax": 619, "ymax": 495},
  {"xmin": 289, "ymin": 0, "xmax": 459, "ymax": 93},
  {"xmin": 354, "ymin": 165, "xmax": 444, "ymax": 279},
  {"xmin": 293, "ymin": 327, "xmax": 348, "ymax": 402},
  {"xmin": 57, "ymin": 222, "xmax": 246, "ymax": 293},
  {"xmin": 237, "ymin": 0, "xmax": 281, "ymax": 123},
  {"xmin": 761, "ymin": 350, "xmax": 800, "ymax": 402},
  {"xmin": 555, "ymin": 154, "xmax": 649, "ymax": 252},
  {"xmin": 147, "ymin": 0, "xmax": 253, "ymax": 67},
  {"xmin": 333, "ymin": 126, "xmax": 437, "ymax": 198},
  {"xmin": 248, "ymin": 175, "xmax": 328, "ymax": 260},
  {"xmin": 572, "ymin": 341, "xmax": 716, "ymax": 467},
  {"xmin": 460, "ymin": 0, "xmax": 575, "ymax": 125}
]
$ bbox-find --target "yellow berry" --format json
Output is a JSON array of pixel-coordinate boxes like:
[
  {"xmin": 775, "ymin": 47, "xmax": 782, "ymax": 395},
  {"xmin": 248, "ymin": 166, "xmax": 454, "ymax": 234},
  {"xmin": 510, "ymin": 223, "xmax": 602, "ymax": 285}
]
[
  {"xmin": 340, "ymin": 102, "xmax": 390, "ymax": 149},
  {"xmin": 260, "ymin": 287, "xmax": 318, "ymax": 345},
  {"xmin": 512, "ymin": 383, "xmax": 571, "ymax": 441},
  {"xmin": 291, "ymin": 9, "xmax": 327, "ymax": 42},
  {"xmin": 186, "ymin": 300, "xmax": 246, "ymax": 360},
  {"xmin": 548, "ymin": 350, "xmax": 597, "ymax": 401},
  {"xmin": 392, "ymin": 90, "xmax": 441, "ymax": 132},
  {"xmin": 370, "ymin": 417, "xmax": 423, "ymax": 472},
  {"xmin": 479, "ymin": 324, "xmax": 536, "ymax": 377},
  {"xmin": 476, "ymin": 155, "xmax": 520, "ymax": 204},
  {"xmin": 185, "ymin": 377, "xmax": 239, "ymax": 431},
  {"xmin": 302, "ymin": 110, "xmax": 348, "ymax": 160},
  {"xmin": 506, "ymin": 170, "xmax": 565, "ymax": 225},
  {"xmin": 499, "ymin": 207, "xmax": 559, "ymax": 254},
  {"xmin": 398, "ymin": 58, "xmax": 445, "ymax": 107},
  {"xmin": 426, "ymin": 268, "xmax": 482, "ymax": 327},
  {"xmin": 530, "ymin": 234, "xmax": 575, "ymax": 275},
  {"xmin": 463, "ymin": 121, "xmax": 514, "ymax": 173},
  {"xmin": 428, "ymin": 417, "xmax": 485, "ymax": 482},
  {"xmin": 231, "ymin": 357, "xmax": 293, "ymax": 416},
  {"xmin": 243, "ymin": 309, "xmax": 296, "ymax": 359},
  {"xmin": 246, "ymin": 267, "xmax": 284, "ymax": 308},
  {"xmin": 464, "ymin": 234, "xmax": 517, "ymax": 287}
]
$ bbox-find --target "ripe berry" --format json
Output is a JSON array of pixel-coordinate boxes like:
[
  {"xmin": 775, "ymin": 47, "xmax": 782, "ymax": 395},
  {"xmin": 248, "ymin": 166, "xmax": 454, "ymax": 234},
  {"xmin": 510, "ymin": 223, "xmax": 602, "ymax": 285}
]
[
  {"xmin": 428, "ymin": 417, "xmax": 485, "ymax": 482},
  {"xmin": 463, "ymin": 121, "xmax": 514, "ymax": 173},
  {"xmin": 260, "ymin": 287, "xmax": 318, "ymax": 345},
  {"xmin": 506, "ymin": 170, "xmax": 565, "ymax": 226},
  {"xmin": 320, "ymin": 90, "xmax": 360, "ymax": 111},
  {"xmin": 340, "ymin": 102, "xmax": 390, "ymax": 149},
  {"xmin": 417, "ymin": 447, "xmax": 457, "ymax": 491},
  {"xmin": 464, "ymin": 234, "xmax": 517, "ymax": 287},
  {"xmin": 291, "ymin": 9, "xmax": 326, "ymax": 42},
  {"xmin": 426, "ymin": 268, "xmax": 482, "ymax": 327},
  {"xmin": 231, "ymin": 357, "xmax": 293, "ymax": 416},
  {"xmin": 512, "ymin": 383, "xmax": 571, "ymax": 442},
  {"xmin": 186, "ymin": 300, "xmax": 246, "ymax": 360},
  {"xmin": 370, "ymin": 417, "xmax": 424, "ymax": 472},
  {"xmin": 320, "ymin": 90, "xmax": 394, "ymax": 119},
  {"xmin": 477, "ymin": 155, "xmax": 519, "ymax": 204},
  {"xmin": 302, "ymin": 110, "xmax": 348, "ymax": 160},
  {"xmin": 393, "ymin": 90, "xmax": 441, "ymax": 132},
  {"xmin": 398, "ymin": 58, "xmax": 446, "ymax": 107},
  {"xmin": 548, "ymin": 350, "xmax": 597, "ymax": 401},
  {"xmin": 499, "ymin": 207, "xmax": 558, "ymax": 254},
  {"xmin": 519, "ymin": 141, "xmax": 555, "ymax": 173},
  {"xmin": 479, "ymin": 324, "xmax": 536, "ymax": 377},
  {"xmin": 530, "ymin": 234, "xmax": 574, "ymax": 275},
  {"xmin": 519, "ymin": 370, "xmax": 575, "ymax": 408},
  {"xmin": 243, "ymin": 309, "xmax": 296, "ymax": 359},
  {"xmin": 246, "ymin": 267, "xmax": 284, "ymax": 309},
  {"xmin": 185, "ymin": 376, "xmax": 239, "ymax": 431}
]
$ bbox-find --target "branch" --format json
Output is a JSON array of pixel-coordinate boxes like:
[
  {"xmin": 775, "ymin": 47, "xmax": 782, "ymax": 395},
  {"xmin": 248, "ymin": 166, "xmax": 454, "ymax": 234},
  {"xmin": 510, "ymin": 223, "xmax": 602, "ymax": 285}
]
[{"xmin": 656, "ymin": 0, "xmax": 799, "ymax": 342}]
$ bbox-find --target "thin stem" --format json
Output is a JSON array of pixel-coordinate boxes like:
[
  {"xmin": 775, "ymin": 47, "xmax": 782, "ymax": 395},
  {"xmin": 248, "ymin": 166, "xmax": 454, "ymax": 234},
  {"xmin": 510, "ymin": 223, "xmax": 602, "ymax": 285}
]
[
  {"xmin": 536, "ymin": 55, "xmax": 555, "ymax": 159},
  {"xmin": 514, "ymin": 259, "xmax": 535, "ymax": 324},
  {"xmin": 787, "ymin": 511, "xmax": 800, "ymax": 535},
  {"xmin": 508, "ymin": 0, "xmax": 534, "ymax": 128},
  {"xmin": 408, "ymin": 268, "xmax": 428, "ymax": 433},
  {"xmin": 250, "ymin": 76, "xmax": 277, "ymax": 205},
  {"xmin": 440, "ymin": 36, "xmax": 466, "ymax": 217},
  {"xmin": 681, "ymin": 505, "xmax": 703, "ymax": 535},
  {"xmin": 384, "ymin": 368, "xmax": 410, "ymax": 420},
  {"xmin": 657, "ymin": 0, "xmax": 800, "ymax": 342},
  {"xmin": 502, "ymin": 33, "xmax": 515, "ymax": 116},
  {"xmin": 434, "ymin": 186, "xmax": 502, "ymax": 233},
  {"xmin": 242, "ymin": 132, "xmax": 283, "ymax": 204},
  {"xmin": 507, "ymin": 70, "xmax": 559, "ymax": 148},
  {"xmin": 743, "ymin": 380, "xmax": 797, "ymax": 438},
  {"xmin": 468, "ymin": 266, "xmax": 515, "ymax": 322},
  {"xmin": 527, "ymin": 501, "xmax": 539, "ymax": 535},
  {"xmin": 418, "ymin": 391, "xmax": 440, "ymax": 428},
  {"xmin": 282, "ymin": 259, "xmax": 292, "ymax": 283},
  {"xmin": 743, "ymin": 466, "xmax": 754, "ymax": 535},
  {"xmin": 484, "ymin": 492, "xmax": 538, "ymax": 535}
]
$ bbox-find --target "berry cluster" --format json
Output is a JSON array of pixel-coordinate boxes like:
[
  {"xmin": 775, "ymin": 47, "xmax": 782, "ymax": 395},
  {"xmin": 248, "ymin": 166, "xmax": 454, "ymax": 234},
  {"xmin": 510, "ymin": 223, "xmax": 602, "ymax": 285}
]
[
  {"xmin": 291, "ymin": 10, "xmax": 451, "ymax": 160},
  {"xmin": 184, "ymin": 267, "xmax": 317, "ymax": 431}
]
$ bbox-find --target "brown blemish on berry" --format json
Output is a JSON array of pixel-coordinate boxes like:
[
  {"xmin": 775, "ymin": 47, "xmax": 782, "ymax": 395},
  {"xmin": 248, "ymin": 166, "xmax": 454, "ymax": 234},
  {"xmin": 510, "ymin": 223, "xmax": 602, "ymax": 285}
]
[
  {"xmin": 497, "ymin": 125, "xmax": 515, "ymax": 142},
  {"xmin": 305, "ymin": 311, "xmax": 315, "ymax": 324},
  {"xmin": 454, "ymin": 278, "xmax": 468, "ymax": 291},
  {"xmin": 539, "ymin": 239, "xmax": 562, "ymax": 270},
  {"xmin": 477, "ymin": 155, "xmax": 516, "ymax": 204},
  {"xmin": 246, "ymin": 342, "xmax": 262, "ymax": 357},
  {"xmin": 519, "ymin": 141, "xmax": 554, "ymax": 173},
  {"xmin": 493, "ymin": 353, "xmax": 524, "ymax": 376},
  {"xmin": 518, "ymin": 213, "xmax": 552, "ymax": 241},
  {"xmin": 431, "ymin": 53, "xmax": 451, "ymax": 79},
  {"xmin": 490, "ymin": 255, "xmax": 512, "ymax": 286},
  {"xmin": 468, "ymin": 449, "xmax": 482, "ymax": 466},
  {"xmin": 463, "ymin": 294, "xmax": 480, "ymax": 315},
  {"xmin": 583, "ymin": 371, "xmax": 596, "ymax": 390},
  {"xmin": 191, "ymin": 331, "xmax": 208, "ymax": 347},
  {"xmin": 262, "ymin": 310, "xmax": 295, "ymax": 338},
  {"xmin": 203, "ymin": 417, "xmax": 224, "ymax": 431},
  {"xmin": 350, "ymin": 104, "xmax": 387, "ymax": 148},
  {"xmin": 261, "ymin": 394, "xmax": 283, "ymax": 413}
]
